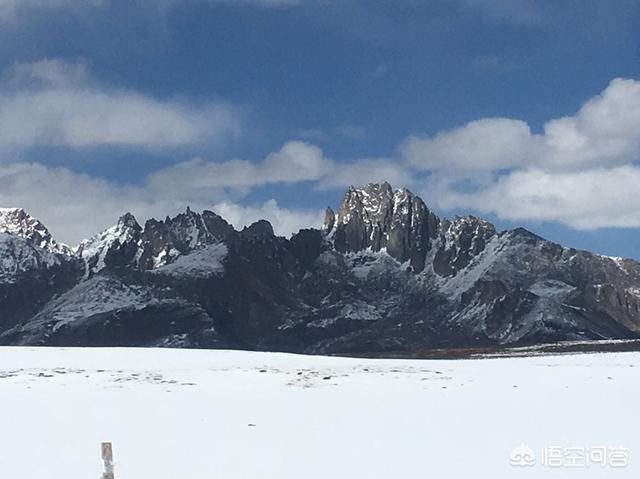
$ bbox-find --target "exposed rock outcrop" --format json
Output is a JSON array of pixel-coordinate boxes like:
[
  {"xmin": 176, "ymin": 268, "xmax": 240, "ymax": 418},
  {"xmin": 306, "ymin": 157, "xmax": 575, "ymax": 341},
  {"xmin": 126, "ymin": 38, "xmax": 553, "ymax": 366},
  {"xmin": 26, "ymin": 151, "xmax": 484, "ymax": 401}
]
[{"xmin": 331, "ymin": 183, "xmax": 439, "ymax": 272}]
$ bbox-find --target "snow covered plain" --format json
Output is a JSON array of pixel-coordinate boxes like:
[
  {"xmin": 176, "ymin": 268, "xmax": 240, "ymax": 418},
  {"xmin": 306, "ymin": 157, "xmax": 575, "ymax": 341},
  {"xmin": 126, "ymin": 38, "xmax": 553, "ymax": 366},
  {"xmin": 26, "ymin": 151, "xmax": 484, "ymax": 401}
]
[{"xmin": 0, "ymin": 347, "xmax": 638, "ymax": 478}]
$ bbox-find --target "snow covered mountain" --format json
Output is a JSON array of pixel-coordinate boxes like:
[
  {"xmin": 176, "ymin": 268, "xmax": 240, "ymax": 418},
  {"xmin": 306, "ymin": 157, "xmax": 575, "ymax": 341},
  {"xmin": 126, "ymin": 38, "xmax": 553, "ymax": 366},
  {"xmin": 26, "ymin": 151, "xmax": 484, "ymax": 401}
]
[
  {"xmin": 76, "ymin": 208, "xmax": 234, "ymax": 275},
  {"xmin": 0, "ymin": 207, "xmax": 71, "ymax": 255},
  {"xmin": 1, "ymin": 183, "xmax": 639, "ymax": 353}
]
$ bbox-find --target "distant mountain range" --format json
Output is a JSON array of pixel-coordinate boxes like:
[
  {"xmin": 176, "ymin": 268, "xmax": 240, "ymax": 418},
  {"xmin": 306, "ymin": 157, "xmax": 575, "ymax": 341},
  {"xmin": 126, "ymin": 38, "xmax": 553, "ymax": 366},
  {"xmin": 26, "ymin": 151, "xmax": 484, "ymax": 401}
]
[{"xmin": 1, "ymin": 183, "xmax": 639, "ymax": 354}]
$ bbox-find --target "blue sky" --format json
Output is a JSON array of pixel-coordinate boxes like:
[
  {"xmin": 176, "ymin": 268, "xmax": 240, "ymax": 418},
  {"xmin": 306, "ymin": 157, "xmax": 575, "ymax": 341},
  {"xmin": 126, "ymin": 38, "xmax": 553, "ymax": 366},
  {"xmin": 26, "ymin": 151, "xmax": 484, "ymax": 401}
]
[{"xmin": 0, "ymin": 0, "xmax": 639, "ymax": 258}]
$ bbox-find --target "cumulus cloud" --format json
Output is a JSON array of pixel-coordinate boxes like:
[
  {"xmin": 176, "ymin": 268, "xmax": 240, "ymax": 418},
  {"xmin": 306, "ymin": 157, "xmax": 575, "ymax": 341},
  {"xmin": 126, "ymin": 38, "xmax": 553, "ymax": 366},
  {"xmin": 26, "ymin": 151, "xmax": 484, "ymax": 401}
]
[
  {"xmin": 148, "ymin": 141, "xmax": 413, "ymax": 198},
  {"xmin": 542, "ymin": 79, "xmax": 640, "ymax": 169},
  {"xmin": 403, "ymin": 118, "xmax": 535, "ymax": 173},
  {"xmin": 436, "ymin": 166, "xmax": 640, "ymax": 230},
  {"xmin": 146, "ymin": 141, "xmax": 330, "ymax": 198},
  {"xmin": 0, "ymin": 59, "xmax": 240, "ymax": 152},
  {"xmin": 405, "ymin": 78, "xmax": 640, "ymax": 174},
  {"xmin": 406, "ymin": 78, "xmax": 640, "ymax": 229}
]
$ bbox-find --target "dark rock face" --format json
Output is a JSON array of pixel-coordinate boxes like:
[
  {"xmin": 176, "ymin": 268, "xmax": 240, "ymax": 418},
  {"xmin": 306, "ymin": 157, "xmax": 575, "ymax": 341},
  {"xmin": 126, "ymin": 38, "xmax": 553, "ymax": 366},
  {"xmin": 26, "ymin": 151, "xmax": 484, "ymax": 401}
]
[
  {"xmin": 240, "ymin": 220, "xmax": 275, "ymax": 240},
  {"xmin": 290, "ymin": 229, "xmax": 323, "ymax": 267},
  {"xmin": 138, "ymin": 208, "xmax": 234, "ymax": 270},
  {"xmin": 330, "ymin": 183, "xmax": 439, "ymax": 272},
  {"xmin": 0, "ymin": 233, "xmax": 83, "ymax": 331},
  {"xmin": 1, "ymin": 182, "xmax": 640, "ymax": 354},
  {"xmin": 433, "ymin": 216, "xmax": 496, "ymax": 276}
]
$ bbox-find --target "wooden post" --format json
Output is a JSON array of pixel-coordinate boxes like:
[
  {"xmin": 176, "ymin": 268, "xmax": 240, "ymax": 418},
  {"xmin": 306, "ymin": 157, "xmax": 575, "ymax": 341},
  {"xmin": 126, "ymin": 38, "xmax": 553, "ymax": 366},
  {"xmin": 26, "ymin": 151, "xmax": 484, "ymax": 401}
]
[{"xmin": 101, "ymin": 442, "xmax": 114, "ymax": 479}]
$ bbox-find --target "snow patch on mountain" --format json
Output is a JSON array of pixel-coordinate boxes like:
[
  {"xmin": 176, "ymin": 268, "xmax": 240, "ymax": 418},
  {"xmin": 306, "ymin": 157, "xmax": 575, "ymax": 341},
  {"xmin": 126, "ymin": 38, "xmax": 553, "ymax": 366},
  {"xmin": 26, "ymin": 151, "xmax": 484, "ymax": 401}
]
[
  {"xmin": 528, "ymin": 279, "xmax": 576, "ymax": 298},
  {"xmin": 437, "ymin": 234, "xmax": 507, "ymax": 299},
  {"xmin": 28, "ymin": 276, "xmax": 156, "ymax": 330},
  {"xmin": 152, "ymin": 243, "xmax": 227, "ymax": 278},
  {"xmin": 346, "ymin": 248, "xmax": 401, "ymax": 279}
]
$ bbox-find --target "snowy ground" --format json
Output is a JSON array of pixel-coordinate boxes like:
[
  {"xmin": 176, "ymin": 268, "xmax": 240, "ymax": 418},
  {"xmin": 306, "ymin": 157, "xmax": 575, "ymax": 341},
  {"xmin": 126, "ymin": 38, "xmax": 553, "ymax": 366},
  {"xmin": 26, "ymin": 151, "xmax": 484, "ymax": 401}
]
[{"xmin": 0, "ymin": 347, "xmax": 637, "ymax": 478}]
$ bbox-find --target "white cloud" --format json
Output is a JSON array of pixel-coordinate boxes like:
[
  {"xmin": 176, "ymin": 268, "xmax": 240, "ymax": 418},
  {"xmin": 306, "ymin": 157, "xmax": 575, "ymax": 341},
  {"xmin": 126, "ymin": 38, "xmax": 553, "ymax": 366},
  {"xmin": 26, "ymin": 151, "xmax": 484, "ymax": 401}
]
[
  {"xmin": 405, "ymin": 78, "xmax": 640, "ymax": 174},
  {"xmin": 148, "ymin": 142, "xmax": 411, "ymax": 197},
  {"xmin": 262, "ymin": 141, "xmax": 330, "ymax": 182},
  {"xmin": 403, "ymin": 118, "xmax": 535, "ymax": 173},
  {"xmin": 146, "ymin": 141, "xmax": 331, "ymax": 198},
  {"xmin": 542, "ymin": 78, "xmax": 640, "ymax": 169},
  {"xmin": 0, "ymin": 59, "xmax": 240, "ymax": 151},
  {"xmin": 436, "ymin": 166, "xmax": 640, "ymax": 229},
  {"xmin": 405, "ymin": 78, "xmax": 640, "ymax": 230}
]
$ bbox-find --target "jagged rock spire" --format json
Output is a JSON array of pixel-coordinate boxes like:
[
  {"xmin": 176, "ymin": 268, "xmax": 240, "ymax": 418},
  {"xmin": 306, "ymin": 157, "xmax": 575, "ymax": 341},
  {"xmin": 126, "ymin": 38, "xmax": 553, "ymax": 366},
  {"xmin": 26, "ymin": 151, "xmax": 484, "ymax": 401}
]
[
  {"xmin": 332, "ymin": 183, "xmax": 439, "ymax": 272},
  {"xmin": 117, "ymin": 212, "xmax": 142, "ymax": 230},
  {"xmin": 322, "ymin": 207, "xmax": 335, "ymax": 235}
]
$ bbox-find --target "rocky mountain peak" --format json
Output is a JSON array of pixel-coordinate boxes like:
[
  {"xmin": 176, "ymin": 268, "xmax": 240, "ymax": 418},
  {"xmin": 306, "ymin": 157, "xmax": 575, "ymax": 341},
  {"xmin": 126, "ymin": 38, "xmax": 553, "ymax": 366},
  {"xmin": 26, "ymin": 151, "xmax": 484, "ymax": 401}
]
[
  {"xmin": 138, "ymin": 208, "xmax": 235, "ymax": 269},
  {"xmin": 337, "ymin": 182, "xmax": 394, "ymax": 226},
  {"xmin": 76, "ymin": 207, "xmax": 237, "ymax": 275},
  {"xmin": 76, "ymin": 212, "xmax": 144, "ymax": 276},
  {"xmin": 333, "ymin": 183, "xmax": 439, "ymax": 272},
  {"xmin": 117, "ymin": 212, "xmax": 142, "ymax": 231},
  {"xmin": 240, "ymin": 220, "xmax": 275, "ymax": 239},
  {"xmin": 0, "ymin": 207, "xmax": 71, "ymax": 255}
]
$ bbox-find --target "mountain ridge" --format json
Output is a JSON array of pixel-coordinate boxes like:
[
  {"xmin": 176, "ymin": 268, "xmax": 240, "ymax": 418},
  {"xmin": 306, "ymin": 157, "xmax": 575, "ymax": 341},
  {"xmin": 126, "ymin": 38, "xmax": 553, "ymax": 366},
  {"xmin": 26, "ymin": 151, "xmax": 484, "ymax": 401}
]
[{"xmin": 0, "ymin": 183, "xmax": 639, "ymax": 353}]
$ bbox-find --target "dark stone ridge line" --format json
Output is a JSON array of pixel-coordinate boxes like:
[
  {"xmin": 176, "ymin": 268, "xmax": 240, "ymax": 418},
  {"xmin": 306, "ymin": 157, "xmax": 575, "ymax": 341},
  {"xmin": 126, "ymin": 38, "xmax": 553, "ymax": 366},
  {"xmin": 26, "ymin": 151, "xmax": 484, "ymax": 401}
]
[{"xmin": 0, "ymin": 182, "xmax": 639, "ymax": 355}]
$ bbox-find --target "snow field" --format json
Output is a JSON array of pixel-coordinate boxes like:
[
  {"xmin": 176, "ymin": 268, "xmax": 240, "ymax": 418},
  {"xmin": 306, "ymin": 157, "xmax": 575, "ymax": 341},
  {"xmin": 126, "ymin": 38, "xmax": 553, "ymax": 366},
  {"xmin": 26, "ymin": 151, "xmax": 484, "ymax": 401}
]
[{"xmin": 0, "ymin": 347, "xmax": 637, "ymax": 478}]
